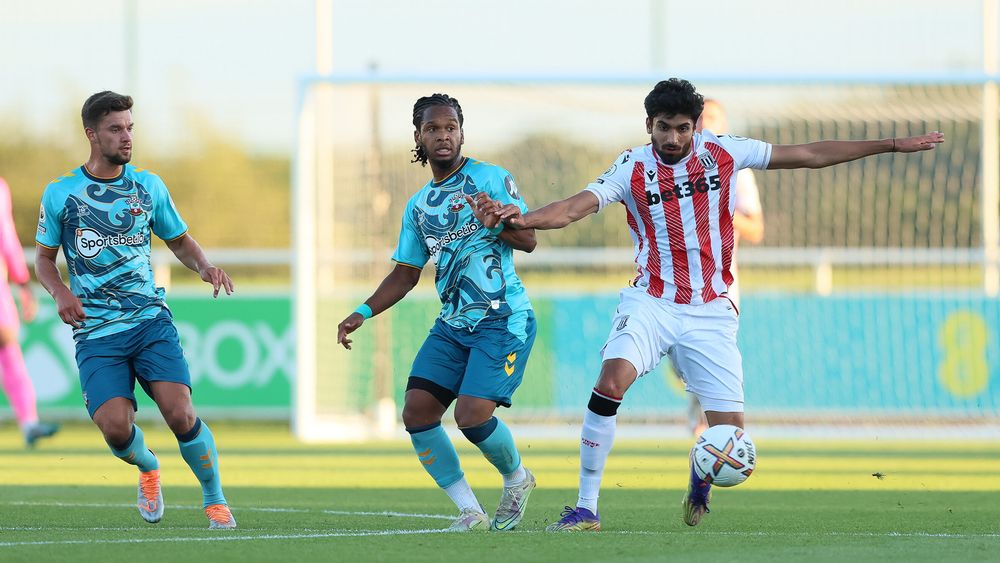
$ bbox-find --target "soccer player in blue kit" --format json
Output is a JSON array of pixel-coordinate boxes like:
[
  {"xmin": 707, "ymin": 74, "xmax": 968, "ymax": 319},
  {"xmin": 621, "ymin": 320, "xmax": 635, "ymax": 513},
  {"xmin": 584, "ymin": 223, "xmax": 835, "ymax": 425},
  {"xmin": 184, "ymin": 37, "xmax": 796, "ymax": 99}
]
[
  {"xmin": 34, "ymin": 91, "xmax": 237, "ymax": 529},
  {"xmin": 337, "ymin": 94, "xmax": 539, "ymax": 532}
]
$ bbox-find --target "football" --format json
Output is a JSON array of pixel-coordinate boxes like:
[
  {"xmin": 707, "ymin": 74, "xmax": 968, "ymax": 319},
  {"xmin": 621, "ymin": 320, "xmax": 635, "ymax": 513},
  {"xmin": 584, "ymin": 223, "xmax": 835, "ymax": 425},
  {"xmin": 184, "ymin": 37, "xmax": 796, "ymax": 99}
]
[{"xmin": 690, "ymin": 424, "xmax": 756, "ymax": 487}]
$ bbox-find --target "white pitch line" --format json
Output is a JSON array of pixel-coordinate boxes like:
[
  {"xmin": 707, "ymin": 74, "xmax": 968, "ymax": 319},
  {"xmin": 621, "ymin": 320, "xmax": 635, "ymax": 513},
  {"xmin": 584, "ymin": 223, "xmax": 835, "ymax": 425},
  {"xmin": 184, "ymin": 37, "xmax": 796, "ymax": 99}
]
[
  {"xmin": 4, "ymin": 501, "xmax": 308, "ymax": 513},
  {"xmin": 5, "ymin": 501, "xmax": 454, "ymax": 520},
  {"xmin": 322, "ymin": 510, "xmax": 453, "ymax": 521},
  {"xmin": 0, "ymin": 526, "xmax": 209, "ymax": 532},
  {"xmin": 0, "ymin": 529, "xmax": 450, "ymax": 548},
  {"xmin": 4, "ymin": 501, "xmax": 996, "ymax": 546}
]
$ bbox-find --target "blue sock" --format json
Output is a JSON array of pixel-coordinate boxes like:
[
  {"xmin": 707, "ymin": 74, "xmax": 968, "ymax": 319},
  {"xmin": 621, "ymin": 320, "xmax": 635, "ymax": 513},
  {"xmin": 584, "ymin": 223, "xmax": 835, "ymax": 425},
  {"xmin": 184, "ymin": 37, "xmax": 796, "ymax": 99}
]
[
  {"xmin": 407, "ymin": 422, "xmax": 464, "ymax": 488},
  {"xmin": 109, "ymin": 425, "xmax": 159, "ymax": 472},
  {"xmin": 176, "ymin": 418, "xmax": 227, "ymax": 507},
  {"xmin": 461, "ymin": 417, "xmax": 521, "ymax": 475},
  {"xmin": 689, "ymin": 464, "xmax": 712, "ymax": 495}
]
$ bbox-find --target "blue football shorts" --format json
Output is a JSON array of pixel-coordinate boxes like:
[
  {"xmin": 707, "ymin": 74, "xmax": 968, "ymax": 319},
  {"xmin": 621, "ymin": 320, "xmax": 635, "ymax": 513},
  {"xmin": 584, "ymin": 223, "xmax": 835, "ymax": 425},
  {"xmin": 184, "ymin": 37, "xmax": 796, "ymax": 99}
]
[
  {"xmin": 409, "ymin": 310, "xmax": 536, "ymax": 408},
  {"xmin": 75, "ymin": 308, "xmax": 192, "ymax": 418}
]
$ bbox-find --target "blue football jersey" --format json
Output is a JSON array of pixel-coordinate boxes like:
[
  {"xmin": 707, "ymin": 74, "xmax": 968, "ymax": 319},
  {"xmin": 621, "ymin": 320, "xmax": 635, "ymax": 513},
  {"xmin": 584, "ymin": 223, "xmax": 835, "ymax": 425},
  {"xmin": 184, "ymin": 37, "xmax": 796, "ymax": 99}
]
[
  {"xmin": 35, "ymin": 165, "xmax": 188, "ymax": 340},
  {"xmin": 392, "ymin": 157, "xmax": 531, "ymax": 330}
]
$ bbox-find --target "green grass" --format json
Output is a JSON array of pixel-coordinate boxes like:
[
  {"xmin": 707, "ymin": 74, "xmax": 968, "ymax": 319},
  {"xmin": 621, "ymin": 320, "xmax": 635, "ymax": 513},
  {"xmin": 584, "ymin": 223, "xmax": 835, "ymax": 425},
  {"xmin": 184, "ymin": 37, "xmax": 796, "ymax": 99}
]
[{"xmin": 0, "ymin": 423, "xmax": 997, "ymax": 562}]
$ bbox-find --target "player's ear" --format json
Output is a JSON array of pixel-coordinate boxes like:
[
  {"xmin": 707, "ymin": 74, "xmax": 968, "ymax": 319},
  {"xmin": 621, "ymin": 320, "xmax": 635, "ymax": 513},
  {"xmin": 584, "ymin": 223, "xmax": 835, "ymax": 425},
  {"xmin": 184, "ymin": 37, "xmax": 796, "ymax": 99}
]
[
  {"xmin": 84, "ymin": 127, "xmax": 97, "ymax": 143},
  {"xmin": 413, "ymin": 130, "xmax": 420, "ymax": 144},
  {"xmin": 645, "ymin": 117, "xmax": 653, "ymax": 134}
]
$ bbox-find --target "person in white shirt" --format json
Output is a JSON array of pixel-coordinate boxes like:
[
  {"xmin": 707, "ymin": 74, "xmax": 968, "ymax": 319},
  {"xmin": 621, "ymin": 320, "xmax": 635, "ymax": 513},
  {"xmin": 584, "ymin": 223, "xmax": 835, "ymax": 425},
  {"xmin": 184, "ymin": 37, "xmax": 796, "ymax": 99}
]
[{"xmin": 478, "ymin": 78, "xmax": 942, "ymax": 530}]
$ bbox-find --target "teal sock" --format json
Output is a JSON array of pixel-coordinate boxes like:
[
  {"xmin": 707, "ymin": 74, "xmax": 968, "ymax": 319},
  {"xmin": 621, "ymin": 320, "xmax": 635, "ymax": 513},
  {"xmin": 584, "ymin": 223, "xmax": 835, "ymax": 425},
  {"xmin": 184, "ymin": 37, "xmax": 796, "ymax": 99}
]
[
  {"xmin": 407, "ymin": 422, "xmax": 464, "ymax": 488},
  {"xmin": 461, "ymin": 417, "xmax": 521, "ymax": 475},
  {"xmin": 176, "ymin": 418, "xmax": 227, "ymax": 508},
  {"xmin": 109, "ymin": 425, "xmax": 159, "ymax": 472}
]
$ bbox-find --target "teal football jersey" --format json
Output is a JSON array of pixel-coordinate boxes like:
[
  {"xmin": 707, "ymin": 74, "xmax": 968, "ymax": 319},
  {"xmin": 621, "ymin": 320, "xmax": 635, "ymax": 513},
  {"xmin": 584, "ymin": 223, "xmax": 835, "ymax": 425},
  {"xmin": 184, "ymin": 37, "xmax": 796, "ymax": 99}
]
[
  {"xmin": 36, "ymin": 165, "xmax": 188, "ymax": 340},
  {"xmin": 392, "ymin": 158, "xmax": 531, "ymax": 331}
]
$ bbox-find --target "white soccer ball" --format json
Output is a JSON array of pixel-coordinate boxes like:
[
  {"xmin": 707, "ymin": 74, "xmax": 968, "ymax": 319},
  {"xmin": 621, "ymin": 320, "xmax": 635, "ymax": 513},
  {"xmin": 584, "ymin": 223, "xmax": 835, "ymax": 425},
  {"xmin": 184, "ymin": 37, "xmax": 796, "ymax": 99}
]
[{"xmin": 690, "ymin": 424, "xmax": 756, "ymax": 487}]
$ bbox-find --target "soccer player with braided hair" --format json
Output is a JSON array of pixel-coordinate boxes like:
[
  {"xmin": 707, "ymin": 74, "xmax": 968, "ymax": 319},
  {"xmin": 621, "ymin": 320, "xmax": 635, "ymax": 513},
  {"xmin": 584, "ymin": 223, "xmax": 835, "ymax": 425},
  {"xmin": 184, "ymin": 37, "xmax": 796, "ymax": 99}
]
[
  {"xmin": 337, "ymin": 93, "xmax": 540, "ymax": 532},
  {"xmin": 481, "ymin": 78, "xmax": 943, "ymax": 530}
]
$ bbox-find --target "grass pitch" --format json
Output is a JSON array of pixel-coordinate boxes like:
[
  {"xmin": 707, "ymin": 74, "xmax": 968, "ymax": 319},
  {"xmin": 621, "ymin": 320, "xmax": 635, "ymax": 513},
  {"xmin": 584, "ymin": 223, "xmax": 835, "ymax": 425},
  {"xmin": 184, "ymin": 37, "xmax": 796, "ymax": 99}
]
[{"xmin": 0, "ymin": 422, "xmax": 997, "ymax": 562}]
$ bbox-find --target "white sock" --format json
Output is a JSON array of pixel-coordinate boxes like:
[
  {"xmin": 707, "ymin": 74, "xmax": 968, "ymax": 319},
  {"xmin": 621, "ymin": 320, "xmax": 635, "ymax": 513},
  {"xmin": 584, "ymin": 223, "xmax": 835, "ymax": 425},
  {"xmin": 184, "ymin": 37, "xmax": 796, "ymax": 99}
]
[
  {"xmin": 577, "ymin": 408, "xmax": 617, "ymax": 513},
  {"xmin": 443, "ymin": 477, "xmax": 483, "ymax": 513},
  {"xmin": 502, "ymin": 463, "xmax": 526, "ymax": 488}
]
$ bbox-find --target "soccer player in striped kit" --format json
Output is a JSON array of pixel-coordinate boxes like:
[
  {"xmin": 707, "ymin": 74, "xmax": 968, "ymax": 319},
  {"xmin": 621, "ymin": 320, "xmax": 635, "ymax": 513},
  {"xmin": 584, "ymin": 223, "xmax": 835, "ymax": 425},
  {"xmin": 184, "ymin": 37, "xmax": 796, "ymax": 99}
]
[{"xmin": 486, "ymin": 78, "xmax": 943, "ymax": 529}]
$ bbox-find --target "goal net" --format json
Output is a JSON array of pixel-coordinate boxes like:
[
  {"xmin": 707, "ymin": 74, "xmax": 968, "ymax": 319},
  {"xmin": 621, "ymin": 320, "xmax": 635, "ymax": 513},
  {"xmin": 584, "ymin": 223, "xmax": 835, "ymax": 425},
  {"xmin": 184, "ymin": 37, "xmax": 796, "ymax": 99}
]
[{"xmin": 293, "ymin": 74, "xmax": 999, "ymax": 441}]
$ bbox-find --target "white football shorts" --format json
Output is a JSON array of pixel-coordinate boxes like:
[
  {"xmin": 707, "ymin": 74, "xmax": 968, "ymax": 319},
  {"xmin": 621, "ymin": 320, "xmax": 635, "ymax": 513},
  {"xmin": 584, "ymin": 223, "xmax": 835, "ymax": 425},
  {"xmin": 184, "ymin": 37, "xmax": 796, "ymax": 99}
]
[{"xmin": 600, "ymin": 286, "xmax": 744, "ymax": 412}]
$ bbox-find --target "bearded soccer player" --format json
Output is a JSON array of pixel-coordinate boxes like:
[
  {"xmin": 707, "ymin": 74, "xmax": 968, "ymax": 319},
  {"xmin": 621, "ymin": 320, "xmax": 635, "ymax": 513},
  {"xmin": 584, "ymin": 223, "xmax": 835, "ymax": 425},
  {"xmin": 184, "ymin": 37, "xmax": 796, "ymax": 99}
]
[
  {"xmin": 34, "ymin": 91, "xmax": 237, "ymax": 529},
  {"xmin": 336, "ymin": 94, "xmax": 539, "ymax": 532},
  {"xmin": 0, "ymin": 176, "xmax": 59, "ymax": 447},
  {"xmin": 486, "ymin": 78, "xmax": 942, "ymax": 529}
]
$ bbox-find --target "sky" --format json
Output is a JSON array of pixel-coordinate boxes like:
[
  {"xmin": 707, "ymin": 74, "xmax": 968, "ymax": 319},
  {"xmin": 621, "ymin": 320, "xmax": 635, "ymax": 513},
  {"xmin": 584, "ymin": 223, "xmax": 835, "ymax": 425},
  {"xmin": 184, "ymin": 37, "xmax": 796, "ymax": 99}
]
[{"xmin": 0, "ymin": 0, "xmax": 990, "ymax": 155}]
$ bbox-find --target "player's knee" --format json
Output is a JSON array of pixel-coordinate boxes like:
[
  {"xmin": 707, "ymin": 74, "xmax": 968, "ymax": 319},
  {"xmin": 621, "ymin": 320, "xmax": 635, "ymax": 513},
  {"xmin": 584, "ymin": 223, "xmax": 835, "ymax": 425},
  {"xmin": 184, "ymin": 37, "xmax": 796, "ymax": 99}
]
[
  {"xmin": 95, "ymin": 414, "xmax": 133, "ymax": 446},
  {"xmin": 453, "ymin": 396, "xmax": 497, "ymax": 429},
  {"xmin": 401, "ymin": 401, "xmax": 441, "ymax": 429},
  {"xmin": 594, "ymin": 378, "xmax": 631, "ymax": 401},
  {"xmin": 162, "ymin": 404, "xmax": 197, "ymax": 435},
  {"xmin": 402, "ymin": 387, "xmax": 448, "ymax": 429},
  {"xmin": 453, "ymin": 409, "xmax": 491, "ymax": 429},
  {"xmin": 595, "ymin": 358, "xmax": 639, "ymax": 399}
]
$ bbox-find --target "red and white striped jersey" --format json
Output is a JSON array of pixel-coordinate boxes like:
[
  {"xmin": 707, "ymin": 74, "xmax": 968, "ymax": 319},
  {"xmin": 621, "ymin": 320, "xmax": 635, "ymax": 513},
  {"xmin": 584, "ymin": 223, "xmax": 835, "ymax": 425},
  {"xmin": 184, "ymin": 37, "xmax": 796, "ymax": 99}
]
[{"xmin": 585, "ymin": 131, "xmax": 771, "ymax": 305}]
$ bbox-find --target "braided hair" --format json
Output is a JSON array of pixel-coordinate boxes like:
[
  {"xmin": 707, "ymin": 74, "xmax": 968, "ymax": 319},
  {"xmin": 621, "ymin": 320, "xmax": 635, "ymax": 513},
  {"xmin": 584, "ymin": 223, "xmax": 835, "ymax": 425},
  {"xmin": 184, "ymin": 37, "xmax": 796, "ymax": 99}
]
[{"xmin": 411, "ymin": 93, "xmax": 464, "ymax": 166}]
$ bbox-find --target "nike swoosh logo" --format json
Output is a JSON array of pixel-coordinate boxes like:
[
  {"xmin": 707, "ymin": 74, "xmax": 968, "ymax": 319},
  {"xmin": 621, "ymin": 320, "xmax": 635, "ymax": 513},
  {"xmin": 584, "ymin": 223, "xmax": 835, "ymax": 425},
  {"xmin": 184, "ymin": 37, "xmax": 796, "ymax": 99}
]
[{"xmin": 493, "ymin": 513, "xmax": 519, "ymax": 530}]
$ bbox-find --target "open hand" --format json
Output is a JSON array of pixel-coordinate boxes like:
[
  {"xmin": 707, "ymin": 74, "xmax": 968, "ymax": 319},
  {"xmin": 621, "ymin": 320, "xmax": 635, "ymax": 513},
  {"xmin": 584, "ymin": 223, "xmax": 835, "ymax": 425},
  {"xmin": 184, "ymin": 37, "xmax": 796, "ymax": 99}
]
[
  {"xmin": 894, "ymin": 131, "xmax": 945, "ymax": 153},
  {"xmin": 200, "ymin": 266, "xmax": 234, "ymax": 298},
  {"xmin": 337, "ymin": 312, "xmax": 365, "ymax": 350}
]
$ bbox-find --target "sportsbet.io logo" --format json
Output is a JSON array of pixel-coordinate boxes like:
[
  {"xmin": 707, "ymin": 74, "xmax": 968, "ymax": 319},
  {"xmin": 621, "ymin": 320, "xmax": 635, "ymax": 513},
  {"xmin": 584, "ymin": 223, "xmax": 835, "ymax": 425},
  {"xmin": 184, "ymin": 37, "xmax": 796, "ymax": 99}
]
[
  {"xmin": 75, "ymin": 228, "xmax": 146, "ymax": 259},
  {"xmin": 424, "ymin": 222, "xmax": 480, "ymax": 263}
]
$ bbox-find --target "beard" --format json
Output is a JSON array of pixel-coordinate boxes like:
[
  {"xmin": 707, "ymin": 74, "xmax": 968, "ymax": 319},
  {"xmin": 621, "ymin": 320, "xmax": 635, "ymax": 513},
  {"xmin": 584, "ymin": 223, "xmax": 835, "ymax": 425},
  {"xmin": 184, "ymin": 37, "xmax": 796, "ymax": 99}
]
[
  {"xmin": 107, "ymin": 152, "xmax": 131, "ymax": 166},
  {"xmin": 656, "ymin": 148, "xmax": 683, "ymax": 165},
  {"xmin": 426, "ymin": 148, "xmax": 462, "ymax": 171},
  {"xmin": 654, "ymin": 139, "xmax": 689, "ymax": 165}
]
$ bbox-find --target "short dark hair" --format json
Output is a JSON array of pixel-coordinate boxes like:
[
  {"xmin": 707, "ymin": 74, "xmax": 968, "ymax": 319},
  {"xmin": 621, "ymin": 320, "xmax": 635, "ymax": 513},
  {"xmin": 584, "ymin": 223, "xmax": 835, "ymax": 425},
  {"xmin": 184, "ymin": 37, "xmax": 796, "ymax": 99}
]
[
  {"xmin": 82, "ymin": 91, "xmax": 133, "ymax": 129},
  {"xmin": 643, "ymin": 78, "xmax": 704, "ymax": 122},
  {"xmin": 411, "ymin": 93, "xmax": 464, "ymax": 166}
]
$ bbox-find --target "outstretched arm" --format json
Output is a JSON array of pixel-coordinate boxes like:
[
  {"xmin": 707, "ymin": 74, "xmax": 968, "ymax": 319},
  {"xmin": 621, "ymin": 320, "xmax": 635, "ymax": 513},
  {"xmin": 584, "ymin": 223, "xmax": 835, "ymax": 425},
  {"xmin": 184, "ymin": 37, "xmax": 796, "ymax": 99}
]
[
  {"xmin": 767, "ymin": 132, "xmax": 944, "ymax": 170},
  {"xmin": 165, "ymin": 233, "xmax": 234, "ymax": 297},
  {"xmin": 498, "ymin": 190, "xmax": 600, "ymax": 230},
  {"xmin": 337, "ymin": 263, "xmax": 422, "ymax": 350}
]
